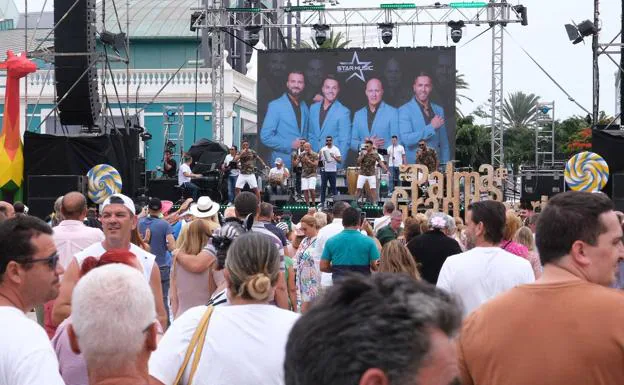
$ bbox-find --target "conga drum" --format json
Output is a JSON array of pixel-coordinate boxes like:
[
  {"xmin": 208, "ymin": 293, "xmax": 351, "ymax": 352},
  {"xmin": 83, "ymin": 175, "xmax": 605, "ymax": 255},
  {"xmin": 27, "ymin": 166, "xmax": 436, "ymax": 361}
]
[{"xmin": 347, "ymin": 167, "xmax": 359, "ymax": 195}]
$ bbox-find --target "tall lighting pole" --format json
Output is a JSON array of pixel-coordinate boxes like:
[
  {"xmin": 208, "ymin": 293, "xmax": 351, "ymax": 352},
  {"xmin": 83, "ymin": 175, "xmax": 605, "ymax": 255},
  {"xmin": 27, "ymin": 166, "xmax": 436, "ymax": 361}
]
[{"xmin": 592, "ymin": 0, "xmax": 600, "ymax": 126}]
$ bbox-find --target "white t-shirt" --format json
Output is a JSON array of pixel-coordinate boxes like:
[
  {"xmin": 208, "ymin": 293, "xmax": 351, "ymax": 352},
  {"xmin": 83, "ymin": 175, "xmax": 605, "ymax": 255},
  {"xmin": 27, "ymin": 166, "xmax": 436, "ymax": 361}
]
[
  {"xmin": 373, "ymin": 215, "xmax": 391, "ymax": 234},
  {"xmin": 224, "ymin": 154, "xmax": 240, "ymax": 177},
  {"xmin": 386, "ymin": 144, "xmax": 405, "ymax": 167},
  {"xmin": 319, "ymin": 146, "xmax": 341, "ymax": 172},
  {"xmin": 268, "ymin": 167, "xmax": 289, "ymax": 185},
  {"xmin": 74, "ymin": 242, "xmax": 156, "ymax": 281},
  {"xmin": 436, "ymin": 247, "xmax": 535, "ymax": 317},
  {"xmin": 178, "ymin": 163, "xmax": 192, "ymax": 185},
  {"xmin": 315, "ymin": 218, "xmax": 344, "ymax": 287},
  {"xmin": 0, "ymin": 307, "xmax": 65, "ymax": 385},
  {"xmin": 149, "ymin": 304, "xmax": 299, "ymax": 385}
]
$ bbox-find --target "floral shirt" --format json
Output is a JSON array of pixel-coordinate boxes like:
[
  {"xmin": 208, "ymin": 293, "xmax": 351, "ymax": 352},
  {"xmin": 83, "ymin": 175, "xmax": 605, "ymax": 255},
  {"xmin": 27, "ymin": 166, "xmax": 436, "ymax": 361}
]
[
  {"xmin": 239, "ymin": 149, "xmax": 258, "ymax": 174},
  {"xmin": 417, "ymin": 147, "xmax": 438, "ymax": 172},
  {"xmin": 359, "ymin": 151, "xmax": 380, "ymax": 176},
  {"xmin": 295, "ymin": 236, "xmax": 320, "ymax": 303},
  {"xmin": 301, "ymin": 151, "xmax": 319, "ymax": 178}
]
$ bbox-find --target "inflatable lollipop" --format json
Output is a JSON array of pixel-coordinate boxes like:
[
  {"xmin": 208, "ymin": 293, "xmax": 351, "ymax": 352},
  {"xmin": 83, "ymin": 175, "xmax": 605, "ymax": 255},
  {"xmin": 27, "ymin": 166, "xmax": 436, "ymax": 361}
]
[
  {"xmin": 564, "ymin": 151, "xmax": 609, "ymax": 192},
  {"xmin": 87, "ymin": 164, "xmax": 122, "ymax": 203}
]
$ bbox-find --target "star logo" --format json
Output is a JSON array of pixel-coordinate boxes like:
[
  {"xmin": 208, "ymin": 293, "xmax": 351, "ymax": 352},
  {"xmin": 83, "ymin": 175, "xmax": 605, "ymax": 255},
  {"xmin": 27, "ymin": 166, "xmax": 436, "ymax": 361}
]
[{"xmin": 336, "ymin": 52, "xmax": 374, "ymax": 83}]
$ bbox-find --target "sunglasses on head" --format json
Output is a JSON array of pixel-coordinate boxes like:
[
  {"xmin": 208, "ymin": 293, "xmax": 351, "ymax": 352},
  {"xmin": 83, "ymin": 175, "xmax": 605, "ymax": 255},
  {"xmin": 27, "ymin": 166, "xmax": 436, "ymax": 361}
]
[{"xmin": 27, "ymin": 251, "xmax": 60, "ymax": 269}]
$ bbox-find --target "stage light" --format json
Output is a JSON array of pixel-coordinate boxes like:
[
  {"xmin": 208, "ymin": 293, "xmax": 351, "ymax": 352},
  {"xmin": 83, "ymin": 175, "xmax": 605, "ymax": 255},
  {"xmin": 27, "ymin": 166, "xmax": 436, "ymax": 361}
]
[
  {"xmin": 380, "ymin": 3, "xmax": 415, "ymax": 9},
  {"xmin": 447, "ymin": 20, "xmax": 465, "ymax": 44},
  {"xmin": 313, "ymin": 24, "xmax": 330, "ymax": 46},
  {"xmin": 245, "ymin": 25, "xmax": 262, "ymax": 46},
  {"xmin": 512, "ymin": 4, "xmax": 528, "ymax": 26},
  {"xmin": 226, "ymin": 7, "xmax": 261, "ymax": 12},
  {"xmin": 100, "ymin": 30, "xmax": 126, "ymax": 51},
  {"xmin": 564, "ymin": 20, "xmax": 597, "ymax": 45},
  {"xmin": 449, "ymin": 2, "xmax": 486, "ymax": 8},
  {"xmin": 140, "ymin": 131, "xmax": 152, "ymax": 141},
  {"xmin": 539, "ymin": 106, "xmax": 551, "ymax": 114},
  {"xmin": 287, "ymin": 4, "xmax": 325, "ymax": 11},
  {"xmin": 190, "ymin": 11, "xmax": 205, "ymax": 32},
  {"xmin": 378, "ymin": 23, "xmax": 394, "ymax": 45}
]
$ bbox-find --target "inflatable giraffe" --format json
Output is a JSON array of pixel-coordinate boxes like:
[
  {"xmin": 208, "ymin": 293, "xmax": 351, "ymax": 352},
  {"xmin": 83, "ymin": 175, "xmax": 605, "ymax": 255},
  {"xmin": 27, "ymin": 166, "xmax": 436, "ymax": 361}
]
[{"xmin": 0, "ymin": 51, "xmax": 36, "ymax": 202}]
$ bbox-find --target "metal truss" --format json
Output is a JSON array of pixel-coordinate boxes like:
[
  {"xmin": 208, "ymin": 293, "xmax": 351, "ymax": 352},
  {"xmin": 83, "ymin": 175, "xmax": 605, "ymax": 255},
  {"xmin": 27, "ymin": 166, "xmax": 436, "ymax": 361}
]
[
  {"xmin": 534, "ymin": 101, "xmax": 555, "ymax": 167},
  {"xmin": 192, "ymin": 1, "xmax": 525, "ymax": 152}
]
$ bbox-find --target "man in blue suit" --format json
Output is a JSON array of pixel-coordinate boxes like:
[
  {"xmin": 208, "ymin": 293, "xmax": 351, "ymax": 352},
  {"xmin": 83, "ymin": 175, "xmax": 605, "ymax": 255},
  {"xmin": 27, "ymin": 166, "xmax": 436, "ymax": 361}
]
[
  {"xmin": 308, "ymin": 75, "xmax": 351, "ymax": 163},
  {"xmin": 351, "ymin": 78, "xmax": 398, "ymax": 152},
  {"xmin": 261, "ymin": 71, "xmax": 309, "ymax": 169},
  {"xmin": 398, "ymin": 72, "xmax": 450, "ymax": 167}
]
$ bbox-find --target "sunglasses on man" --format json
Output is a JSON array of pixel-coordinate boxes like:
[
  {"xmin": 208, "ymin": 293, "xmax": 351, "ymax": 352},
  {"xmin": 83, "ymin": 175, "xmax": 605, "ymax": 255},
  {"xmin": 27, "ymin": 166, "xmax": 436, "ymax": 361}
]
[{"xmin": 26, "ymin": 252, "xmax": 60, "ymax": 269}]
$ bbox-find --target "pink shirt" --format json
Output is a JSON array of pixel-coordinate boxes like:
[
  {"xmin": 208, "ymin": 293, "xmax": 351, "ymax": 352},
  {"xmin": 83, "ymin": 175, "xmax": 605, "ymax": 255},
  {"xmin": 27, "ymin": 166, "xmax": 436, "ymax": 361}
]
[
  {"xmin": 52, "ymin": 220, "xmax": 104, "ymax": 272},
  {"xmin": 500, "ymin": 240, "xmax": 542, "ymax": 279},
  {"xmin": 51, "ymin": 318, "xmax": 88, "ymax": 385}
]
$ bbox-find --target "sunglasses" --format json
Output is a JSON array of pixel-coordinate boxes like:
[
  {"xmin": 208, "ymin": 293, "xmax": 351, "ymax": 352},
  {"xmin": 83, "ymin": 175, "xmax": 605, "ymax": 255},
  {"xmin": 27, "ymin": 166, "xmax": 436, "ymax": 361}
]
[{"xmin": 27, "ymin": 251, "xmax": 60, "ymax": 269}]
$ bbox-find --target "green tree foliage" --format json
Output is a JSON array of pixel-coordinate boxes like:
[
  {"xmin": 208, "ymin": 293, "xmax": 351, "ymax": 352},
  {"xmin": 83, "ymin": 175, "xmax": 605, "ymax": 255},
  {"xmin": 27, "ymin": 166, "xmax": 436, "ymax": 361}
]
[
  {"xmin": 455, "ymin": 115, "xmax": 491, "ymax": 168},
  {"xmin": 456, "ymin": 72, "xmax": 473, "ymax": 118},
  {"xmin": 299, "ymin": 31, "xmax": 351, "ymax": 49},
  {"xmin": 502, "ymin": 91, "xmax": 540, "ymax": 130}
]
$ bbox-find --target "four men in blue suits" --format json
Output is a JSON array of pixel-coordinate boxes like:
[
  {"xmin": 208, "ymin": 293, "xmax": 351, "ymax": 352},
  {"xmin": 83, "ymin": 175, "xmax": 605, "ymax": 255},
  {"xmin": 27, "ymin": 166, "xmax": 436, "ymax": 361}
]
[
  {"xmin": 351, "ymin": 78, "xmax": 398, "ymax": 152},
  {"xmin": 260, "ymin": 71, "xmax": 309, "ymax": 170},
  {"xmin": 308, "ymin": 75, "xmax": 351, "ymax": 163},
  {"xmin": 398, "ymin": 72, "xmax": 450, "ymax": 167}
]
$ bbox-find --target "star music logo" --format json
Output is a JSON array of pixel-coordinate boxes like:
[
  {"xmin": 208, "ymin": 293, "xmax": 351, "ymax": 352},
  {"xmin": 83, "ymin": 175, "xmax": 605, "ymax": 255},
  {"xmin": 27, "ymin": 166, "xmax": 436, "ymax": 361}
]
[{"xmin": 336, "ymin": 52, "xmax": 373, "ymax": 82}]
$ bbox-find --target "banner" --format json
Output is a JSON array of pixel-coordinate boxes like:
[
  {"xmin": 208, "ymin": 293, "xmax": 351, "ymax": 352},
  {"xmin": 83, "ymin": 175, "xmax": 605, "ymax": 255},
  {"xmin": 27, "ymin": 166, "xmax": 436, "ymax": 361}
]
[{"xmin": 257, "ymin": 47, "xmax": 456, "ymax": 170}]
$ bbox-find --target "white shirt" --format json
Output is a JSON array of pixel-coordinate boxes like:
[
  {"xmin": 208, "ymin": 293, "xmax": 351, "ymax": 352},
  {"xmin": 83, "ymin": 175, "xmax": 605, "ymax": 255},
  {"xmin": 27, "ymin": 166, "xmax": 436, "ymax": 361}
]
[
  {"xmin": 53, "ymin": 220, "xmax": 105, "ymax": 277},
  {"xmin": 268, "ymin": 167, "xmax": 289, "ymax": 185},
  {"xmin": 224, "ymin": 154, "xmax": 240, "ymax": 176},
  {"xmin": 74, "ymin": 242, "xmax": 156, "ymax": 281},
  {"xmin": 319, "ymin": 145, "xmax": 341, "ymax": 172},
  {"xmin": 373, "ymin": 215, "xmax": 391, "ymax": 235},
  {"xmin": 0, "ymin": 307, "xmax": 65, "ymax": 385},
  {"xmin": 386, "ymin": 144, "xmax": 405, "ymax": 167},
  {"xmin": 178, "ymin": 163, "xmax": 192, "ymax": 185},
  {"xmin": 149, "ymin": 304, "xmax": 299, "ymax": 385},
  {"xmin": 315, "ymin": 218, "xmax": 344, "ymax": 287},
  {"xmin": 436, "ymin": 247, "xmax": 535, "ymax": 317}
]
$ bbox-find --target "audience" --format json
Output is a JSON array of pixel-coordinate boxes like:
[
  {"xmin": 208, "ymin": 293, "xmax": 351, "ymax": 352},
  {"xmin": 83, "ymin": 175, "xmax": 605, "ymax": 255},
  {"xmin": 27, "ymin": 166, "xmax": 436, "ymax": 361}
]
[
  {"xmin": 295, "ymin": 215, "xmax": 321, "ymax": 313},
  {"xmin": 379, "ymin": 240, "xmax": 421, "ymax": 280}
]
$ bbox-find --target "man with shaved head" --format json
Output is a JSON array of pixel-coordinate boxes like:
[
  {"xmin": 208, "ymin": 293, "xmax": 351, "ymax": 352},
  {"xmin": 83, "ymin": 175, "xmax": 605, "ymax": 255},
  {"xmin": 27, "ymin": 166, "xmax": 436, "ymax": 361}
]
[
  {"xmin": 0, "ymin": 201, "xmax": 15, "ymax": 220},
  {"xmin": 351, "ymin": 78, "xmax": 398, "ymax": 152},
  {"xmin": 43, "ymin": 192, "xmax": 104, "ymax": 337}
]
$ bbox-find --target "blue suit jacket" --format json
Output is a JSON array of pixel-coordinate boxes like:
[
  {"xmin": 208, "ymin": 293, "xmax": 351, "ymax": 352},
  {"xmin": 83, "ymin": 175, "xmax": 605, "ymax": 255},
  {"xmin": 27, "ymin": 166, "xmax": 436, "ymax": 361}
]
[
  {"xmin": 308, "ymin": 100, "xmax": 351, "ymax": 160},
  {"xmin": 398, "ymin": 99, "xmax": 450, "ymax": 165},
  {"xmin": 260, "ymin": 93, "xmax": 309, "ymax": 169},
  {"xmin": 350, "ymin": 102, "xmax": 398, "ymax": 152}
]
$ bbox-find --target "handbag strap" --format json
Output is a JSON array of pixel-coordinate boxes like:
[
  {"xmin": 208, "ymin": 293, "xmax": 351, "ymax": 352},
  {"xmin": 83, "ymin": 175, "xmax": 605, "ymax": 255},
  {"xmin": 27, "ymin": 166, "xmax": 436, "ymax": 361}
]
[{"xmin": 173, "ymin": 306, "xmax": 215, "ymax": 385}]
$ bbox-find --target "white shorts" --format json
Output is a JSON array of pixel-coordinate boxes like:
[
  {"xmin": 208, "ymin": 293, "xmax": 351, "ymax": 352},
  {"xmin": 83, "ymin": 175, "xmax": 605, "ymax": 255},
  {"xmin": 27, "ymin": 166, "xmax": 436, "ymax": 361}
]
[
  {"xmin": 302, "ymin": 176, "xmax": 317, "ymax": 191},
  {"xmin": 236, "ymin": 173, "xmax": 258, "ymax": 189},
  {"xmin": 357, "ymin": 175, "xmax": 377, "ymax": 189}
]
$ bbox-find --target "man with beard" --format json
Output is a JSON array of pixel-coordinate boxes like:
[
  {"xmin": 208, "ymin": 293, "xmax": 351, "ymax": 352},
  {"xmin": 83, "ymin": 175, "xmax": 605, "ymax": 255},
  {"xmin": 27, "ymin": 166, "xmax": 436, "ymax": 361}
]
[
  {"xmin": 351, "ymin": 78, "xmax": 398, "ymax": 153},
  {"xmin": 436, "ymin": 200, "xmax": 534, "ymax": 317},
  {"xmin": 399, "ymin": 72, "xmax": 450, "ymax": 166},
  {"xmin": 261, "ymin": 70, "xmax": 310, "ymax": 170},
  {"xmin": 308, "ymin": 75, "xmax": 351, "ymax": 158},
  {"xmin": 302, "ymin": 58, "xmax": 325, "ymax": 106}
]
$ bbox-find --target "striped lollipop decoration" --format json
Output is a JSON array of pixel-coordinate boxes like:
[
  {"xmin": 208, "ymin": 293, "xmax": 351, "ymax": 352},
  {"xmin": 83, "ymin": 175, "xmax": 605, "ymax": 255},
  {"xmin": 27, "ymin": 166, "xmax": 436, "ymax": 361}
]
[
  {"xmin": 87, "ymin": 164, "xmax": 122, "ymax": 203},
  {"xmin": 564, "ymin": 151, "xmax": 609, "ymax": 192}
]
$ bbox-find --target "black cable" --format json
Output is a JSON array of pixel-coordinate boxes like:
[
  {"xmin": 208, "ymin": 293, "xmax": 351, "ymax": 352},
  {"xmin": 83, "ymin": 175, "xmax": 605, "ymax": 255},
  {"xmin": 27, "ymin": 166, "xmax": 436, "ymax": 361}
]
[
  {"xmin": 457, "ymin": 26, "xmax": 492, "ymax": 49},
  {"xmin": 219, "ymin": 27, "xmax": 259, "ymax": 51},
  {"xmin": 104, "ymin": 46, "xmax": 129, "ymax": 133}
]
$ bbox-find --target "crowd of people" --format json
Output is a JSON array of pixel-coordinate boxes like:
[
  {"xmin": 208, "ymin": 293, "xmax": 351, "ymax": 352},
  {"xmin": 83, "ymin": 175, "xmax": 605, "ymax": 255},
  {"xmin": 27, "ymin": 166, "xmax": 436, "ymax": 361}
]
[{"xmin": 1, "ymin": 189, "xmax": 624, "ymax": 385}]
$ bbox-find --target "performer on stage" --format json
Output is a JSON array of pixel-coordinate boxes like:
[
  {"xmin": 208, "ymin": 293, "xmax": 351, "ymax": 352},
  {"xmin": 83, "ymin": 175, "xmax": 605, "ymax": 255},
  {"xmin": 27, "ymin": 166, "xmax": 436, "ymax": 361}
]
[
  {"xmin": 357, "ymin": 140, "xmax": 388, "ymax": 204},
  {"xmin": 222, "ymin": 145, "xmax": 239, "ymax": 203},
  {"xmin": 163, "ymin": 149, "xmax": 177, "ymax": 178},
  {"xmin": 267, "ymin": 158, "xmax": 290, "ymax": 195},
  {"xmin": 297, "ymin": 142, "xmax": 319, "ymax": 207},
  {"xmin": 234, "ymin": 140, "xmax": 268, "ymax": 202},
  {"xmin": 319, "ymin": 135, "xmax": 341, "ymax": 206},
  {"xmin": 291, "ymin": 139, "xmax": 306, "ymax": 196},
  {"xmin": 416, "ymin": 139, "xmax": 439, "ymax": 173},
  {"xmin": 387, "ymin": 135, "xmax": 406, "ymax": 196},
  {"xmin": 178, "ymin": 154, "xmax": 202, "ymax": 201}
]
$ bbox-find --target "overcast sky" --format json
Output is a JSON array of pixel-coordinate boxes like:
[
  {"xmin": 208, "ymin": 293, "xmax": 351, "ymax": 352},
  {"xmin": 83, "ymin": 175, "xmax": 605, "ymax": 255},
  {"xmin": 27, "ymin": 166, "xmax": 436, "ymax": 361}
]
[{"xmin": 16, "ymin": 0, "xmax": 622, "ymax": 121}]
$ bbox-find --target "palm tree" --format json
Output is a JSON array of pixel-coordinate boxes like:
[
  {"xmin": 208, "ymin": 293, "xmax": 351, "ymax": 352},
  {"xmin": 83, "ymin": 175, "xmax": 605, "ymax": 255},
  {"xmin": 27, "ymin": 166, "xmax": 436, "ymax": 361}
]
[
  {"xmin": 502, "ymin": 91, "xmax": 540, "ymax": 130},
  {"xmin": 299, "ymin": 30, "xmax": 351, "ymax": 49},
  {"xmin": 456, "ymin": 72, "xmax": 473, "ymax": 118},
  {"xmin": 455, "ymin": 115, "xmax": 491, "ymax": 167}
]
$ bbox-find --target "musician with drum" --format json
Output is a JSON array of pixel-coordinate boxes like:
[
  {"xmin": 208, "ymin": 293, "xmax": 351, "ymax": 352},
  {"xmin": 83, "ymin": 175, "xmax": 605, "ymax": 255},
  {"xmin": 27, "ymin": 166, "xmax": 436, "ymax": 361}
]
[
  {"xmin": 296, "ymin": 142, "xmax": 319, "ymax": 207},
  {"xmin": 267, "ymin": 158, "xmax": 290, "ymax": 196},
  {"xmin": 291, "ymin": 139, "xmax": 306, "ymax": 196},
  {"xmin": 356, "ymin": 139, "xmax": 388, "ymax": 204},
  {"xmin": 234, "ymin": 140, "xmax": 268, "ymax": 202}
]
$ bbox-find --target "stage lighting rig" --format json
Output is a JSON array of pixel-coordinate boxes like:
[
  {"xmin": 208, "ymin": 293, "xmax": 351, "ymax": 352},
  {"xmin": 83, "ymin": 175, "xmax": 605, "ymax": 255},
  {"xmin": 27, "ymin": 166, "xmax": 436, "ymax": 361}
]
[
  {"xmin": 512, "ymin": 5, "xmax": 528, "ymax": 26},
  {"xmin": 313, "ymin": 24, "xmax": 330, "ymax": 46},
  {"xmin": 190, "ymin": 11, "xmax": 205, "ymax": 32},
  {"xmin": 99, "ymin": 30, "xmax": 126, "ymax": 52},
  {"xmin": 564, "ymin": 20, "xmax": 597, "ymax": 45},
  {"xmin": 447, "ymin": 20, "xmax": 465, "ymax": 43},
  {"xmin": 378, "ymin": 23, "xmax": 394, "ymax": 45},
  {"xmin": 245, "ymin": 25, "xmax": 262, "ymax": 46}
]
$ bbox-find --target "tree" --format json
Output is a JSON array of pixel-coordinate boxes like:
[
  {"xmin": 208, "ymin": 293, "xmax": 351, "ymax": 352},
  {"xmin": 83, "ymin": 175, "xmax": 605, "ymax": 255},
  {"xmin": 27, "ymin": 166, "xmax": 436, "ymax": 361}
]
[
  {"xmin": 455, "ymin": 115, "xmax": 491, "ymax": 168},
  {"xmin": 502, "ymin": 91, "xmax": 540, "ymax": 130},
  {"xmin": 456, "ymin": 72, "xmax": 473, "ymax": 118},
  {"xmin": 503, "ymin": 126, "xmax": 535, "ymax": 172},
  {"xmin": 299, "ymin": 31, "xmax": 351, "ymax": 49}
]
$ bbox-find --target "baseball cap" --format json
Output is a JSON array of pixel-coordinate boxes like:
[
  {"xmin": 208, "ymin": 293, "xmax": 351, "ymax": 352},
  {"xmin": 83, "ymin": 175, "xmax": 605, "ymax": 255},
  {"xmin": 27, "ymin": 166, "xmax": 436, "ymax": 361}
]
[
  {"xmin": 148, "ymin": 197, "xmax": 162, "ymax": 211},
  {"xmin": 101, "ymin": 193, "xmax": 136, "ymax": 215},
  {"xmin": 275, "ymin": 158, "xmax": 283, "ymax": 165}
]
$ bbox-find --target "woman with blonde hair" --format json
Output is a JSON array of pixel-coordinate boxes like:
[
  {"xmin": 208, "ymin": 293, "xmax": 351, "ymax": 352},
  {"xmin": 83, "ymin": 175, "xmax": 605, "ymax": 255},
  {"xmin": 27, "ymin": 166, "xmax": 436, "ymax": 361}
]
[
  {"xmin": 379, "ymin": 240, "xmax": 421, "ymax": 280},
  {"xmin": 170, "ymin": 219, "xmax": 217, "ymax": 319},
  {"xmin": 149, "ymin": 233, "xmax": 299, "ymax": 385},
  {"xmin": 501, "ymin": 211, "xmax": 540, "ymax": 278},
  {"xmin": 295, "ymin": 215, "xmax": 321, "ymax": 313},
  {"xmin": 514, "ymin": 226, "xmax": 542, "ymax": 278}
]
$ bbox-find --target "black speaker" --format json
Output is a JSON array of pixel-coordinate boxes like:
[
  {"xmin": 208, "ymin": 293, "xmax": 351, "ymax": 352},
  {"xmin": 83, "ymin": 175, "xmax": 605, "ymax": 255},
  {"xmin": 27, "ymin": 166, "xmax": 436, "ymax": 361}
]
[
  {"xmin": 54, "ymin": 0, "xmax": 100, "ymax": 126},
  {"xmin": 27, "ymin": 175, "xmax": 87, "ymax": 198},
  {"xmin": 333, "ymin": 195, "xmax": 356, "ymax": 203},
  {"xmin": 28, "ymin": 198, "xmax": 60, "ymax": 220},
  {"xmin": 521, "ymin": 173, "xmax": 565, "ymax": 201},
  {"xmin": 611, "ymin": 173, "xmax": 624, "ymax": 199},
  {"xmin": 147, "ymin": 179, "xmax": 180, "ymax": 202}
]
